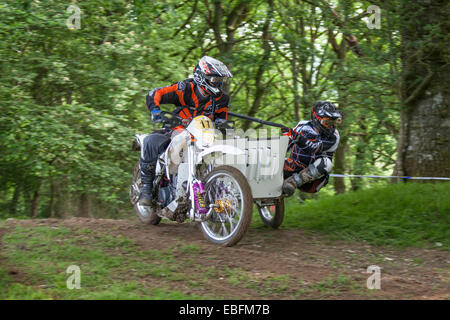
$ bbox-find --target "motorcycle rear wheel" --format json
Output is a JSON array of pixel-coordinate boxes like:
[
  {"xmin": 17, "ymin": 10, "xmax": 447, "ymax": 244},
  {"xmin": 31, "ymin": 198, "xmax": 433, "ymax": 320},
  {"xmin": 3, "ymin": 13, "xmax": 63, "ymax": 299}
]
[
  {"xmin": 131, "ymin": 162, "xmax": 162, "ymax": 225},
  {"xmin": 200, "ymin": 165, "xmax": 253, "ymax": 246}
]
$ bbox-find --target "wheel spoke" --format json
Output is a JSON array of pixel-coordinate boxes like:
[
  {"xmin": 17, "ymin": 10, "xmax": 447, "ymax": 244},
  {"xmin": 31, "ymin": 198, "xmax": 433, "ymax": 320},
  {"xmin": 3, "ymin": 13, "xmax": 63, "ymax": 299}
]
[
  {"xmin": 201, "ymin": 171, "xmax": 245, "ymax": 242},
  {"xmin": 220, "ymin": 221, "xmax": 229, "ymax": 236},
  {"xmin": 227, "ymin": 211, "xmax": 234, "ymax": 232}
]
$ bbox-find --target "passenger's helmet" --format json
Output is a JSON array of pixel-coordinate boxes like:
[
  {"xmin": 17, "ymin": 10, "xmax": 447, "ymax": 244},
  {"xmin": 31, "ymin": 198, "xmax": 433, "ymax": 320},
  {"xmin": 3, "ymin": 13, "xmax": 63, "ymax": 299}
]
[
  {"xmin": 193, "ymin": 56, "xmax": 233, "ymax": 97},
  {"xmin": 311, "ymin": 101, "xmax": 342, "ymax": 136}
]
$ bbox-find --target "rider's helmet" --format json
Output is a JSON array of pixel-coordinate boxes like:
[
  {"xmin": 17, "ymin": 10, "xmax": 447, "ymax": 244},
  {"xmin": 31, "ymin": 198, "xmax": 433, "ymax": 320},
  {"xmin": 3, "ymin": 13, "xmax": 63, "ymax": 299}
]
[
  {"xmin": 193, "ymin": 56, "xmax": 233, "ymax": 97},
  {"xmin": 311, "ymin": 101, "xmax": 342, "ymax": 136}
]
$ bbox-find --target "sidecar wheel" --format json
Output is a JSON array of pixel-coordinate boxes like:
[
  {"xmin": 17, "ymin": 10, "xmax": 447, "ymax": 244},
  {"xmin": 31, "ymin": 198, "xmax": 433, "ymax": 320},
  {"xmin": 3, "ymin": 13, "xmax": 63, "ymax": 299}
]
[
  {"xmin": 257, "ymin": 198, "xmax": 285, "ymax": 229},
  {"xmin": 131, "ymin": 161, "xmax": 161, "ymax": 225}
]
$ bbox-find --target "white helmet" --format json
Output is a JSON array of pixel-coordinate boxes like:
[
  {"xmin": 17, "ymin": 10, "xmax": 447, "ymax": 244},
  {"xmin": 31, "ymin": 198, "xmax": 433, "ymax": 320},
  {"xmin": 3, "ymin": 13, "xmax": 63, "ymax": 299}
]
[{"xmin": 193, "ymin": 56, "xmax": 233, "ymax": 96}]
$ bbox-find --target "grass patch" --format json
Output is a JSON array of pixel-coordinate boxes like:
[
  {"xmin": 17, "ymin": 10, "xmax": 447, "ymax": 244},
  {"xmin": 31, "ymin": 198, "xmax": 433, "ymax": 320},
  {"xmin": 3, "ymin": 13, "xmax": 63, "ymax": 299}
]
[
  {"xmin": 0, "ymin": 225, "xmax": 206, "ymax": 300},
  {"xmin": 178, "ymin": 244, "xmax": 202, "ymax": 254},
  {"xmin": 223, "ymin": 267, "xmax": 294, "ymax": 296},
  {"xmin": 304, "ymin": 275, "xmax": 355, "ymax": 298},
  {"xmin": 279, "ymin": 182, "xmax": 450, "ymax": 249}
]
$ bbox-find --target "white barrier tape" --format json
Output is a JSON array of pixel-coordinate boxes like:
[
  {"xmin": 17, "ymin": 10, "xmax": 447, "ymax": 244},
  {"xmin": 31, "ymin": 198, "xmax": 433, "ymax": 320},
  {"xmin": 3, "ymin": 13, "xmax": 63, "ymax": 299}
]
[{"xmin": 329, "ymin": 174, "xmax": 450, "ymax": 181}]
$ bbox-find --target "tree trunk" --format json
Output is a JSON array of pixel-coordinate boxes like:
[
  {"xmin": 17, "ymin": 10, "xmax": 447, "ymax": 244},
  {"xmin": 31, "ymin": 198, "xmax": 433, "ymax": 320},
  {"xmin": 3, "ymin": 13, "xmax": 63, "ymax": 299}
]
[
  {"xmin": 392, "ymin": 105, "xmax": 408, "ymax": 180},
  {"xmin": 397, "ymin": 0, "xmax": 449, "ymax": 179},
  {"xmin": 333, "ymin": 82, "xmax": 348, "ymax": 194},
  {"xmin": 351, "ymin": 117, "xmax": 369, "ymax": 191},
  {"xmin": 31, "ymin": 183, "xmax": 41, "ymax": 218},
  {"xmin": 9, "ymin": 184, "xmax": 21, "ymax": 215},
  {"xmin": 209, "ymin": 1, "xmax": 249, "ymax": 94},
  {"xmin": 78, "ymin": 193, "xmax": 93, "ymax": 218},
  {"xmin": 242, "ymin": 0, "xmax": 274, "ymax": 130},
  {"xmin": 49, "ymin": 179, "xmax": 56, "ymax": 218},
  {"xmin": 290, "ymin": 47, "xmax": 301, "ymax": 122},
  {"xmin": 23, "ymin": 185, "xmax": 31, "ymax": 215},
  {"xmin": 58, "ymin": 176, "xmax": 71, "ymax": 218},
  {"xmin": 328, "ymin": 20, "xmax": 350, "ymax": 194},
  {"xmin": 333, "ymin": 137, "xmax": 347, "ymax": 194}
]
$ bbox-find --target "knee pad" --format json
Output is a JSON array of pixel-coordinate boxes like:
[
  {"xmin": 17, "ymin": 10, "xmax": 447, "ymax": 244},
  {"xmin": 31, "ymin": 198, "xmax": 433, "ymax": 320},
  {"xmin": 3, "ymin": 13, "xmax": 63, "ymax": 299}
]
[{"xmin": 312, "ymin": 157, "xmax": 332, "ymax": 176}]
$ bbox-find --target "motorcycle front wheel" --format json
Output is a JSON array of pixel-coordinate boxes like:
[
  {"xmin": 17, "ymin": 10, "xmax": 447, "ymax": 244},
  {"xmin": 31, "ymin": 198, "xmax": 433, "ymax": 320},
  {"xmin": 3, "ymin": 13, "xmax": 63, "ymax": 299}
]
[
  {"xmin": 130, "ymin": 162, "xmax": 161, "ymax": 225},
  {"xmin": 201, "ymin": 165, "xmax": 253, "ymax": 246}
]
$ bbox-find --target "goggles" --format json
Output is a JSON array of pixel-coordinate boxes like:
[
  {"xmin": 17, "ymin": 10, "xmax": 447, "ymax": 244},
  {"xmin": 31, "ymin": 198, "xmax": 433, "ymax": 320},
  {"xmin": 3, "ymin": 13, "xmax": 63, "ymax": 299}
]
[
  {"xmin": 205, "ymin": 75, "xmax": 226, "ymax": 86},
  {"xmin": 320, "ymin": 117, "xmax": 342, "ymax": 128}
]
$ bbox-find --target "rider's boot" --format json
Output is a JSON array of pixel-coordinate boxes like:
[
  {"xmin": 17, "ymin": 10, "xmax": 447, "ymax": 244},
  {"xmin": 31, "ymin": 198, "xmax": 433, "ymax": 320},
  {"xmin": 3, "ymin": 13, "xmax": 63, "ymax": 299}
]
[
  {"xmin": 282, "ymin": 165, "xmax": 318, "ymax": 196},
  {"xmin": 139, "ymin": 159, "xmax": 155, "ymax": 206}
]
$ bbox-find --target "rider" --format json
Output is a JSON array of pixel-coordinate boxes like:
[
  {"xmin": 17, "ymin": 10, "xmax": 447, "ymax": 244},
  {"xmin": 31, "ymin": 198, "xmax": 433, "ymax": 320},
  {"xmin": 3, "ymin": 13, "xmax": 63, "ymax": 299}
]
[
  {"xmin": 139, "ymin": 56, "xmax": 233, "ymax": 206},
  {"xmin": 281, "ymin": 101, "xmax": 342, "ymax": 196}
]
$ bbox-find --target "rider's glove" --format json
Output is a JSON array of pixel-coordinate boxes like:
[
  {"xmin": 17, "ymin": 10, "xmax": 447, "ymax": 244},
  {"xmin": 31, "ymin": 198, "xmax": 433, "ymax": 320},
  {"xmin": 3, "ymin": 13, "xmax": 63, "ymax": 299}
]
[
  {"xmin": 215, "ymin": 118, "xmax": 235, "ymax": 133},
  {"xmin": 215, "ymin": 118, "xmax": 226, "ymax": 125},
  {"xmin": 215, "ymin": 118, "xmax": 226, "ymax": 135},
  {"xmin": 151, "ymin": 109, "xmax": 162, "ymax": 123}
]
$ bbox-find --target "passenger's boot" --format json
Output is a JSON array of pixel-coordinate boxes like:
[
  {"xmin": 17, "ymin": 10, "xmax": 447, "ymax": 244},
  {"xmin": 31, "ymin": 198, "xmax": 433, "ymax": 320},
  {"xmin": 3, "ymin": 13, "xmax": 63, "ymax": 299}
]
[
  {"xmin": 139, "ymin": 159, "xmax": 155, "ymax": 206},
  {"xmin": 282, "ymin": 165, "xmax": 318, "ymax": 196}
]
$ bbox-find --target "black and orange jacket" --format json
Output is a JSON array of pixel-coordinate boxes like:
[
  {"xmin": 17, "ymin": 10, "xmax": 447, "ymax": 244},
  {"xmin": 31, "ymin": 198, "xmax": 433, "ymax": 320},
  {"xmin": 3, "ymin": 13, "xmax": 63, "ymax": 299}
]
[{"xmin": 146, "ymin": 78, "xmax": 230, "ymax": 121}]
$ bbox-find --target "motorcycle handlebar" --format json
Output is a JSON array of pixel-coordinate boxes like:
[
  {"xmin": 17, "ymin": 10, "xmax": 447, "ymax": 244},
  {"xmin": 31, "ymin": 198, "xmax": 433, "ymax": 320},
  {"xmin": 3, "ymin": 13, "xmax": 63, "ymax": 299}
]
[
  {"xmin": 159, "ymin": 110, "xmax": 185, "ymax": 129},
  {"xmin": 157, "ymin": 110, "xmax": 235, "ymax": 131}
]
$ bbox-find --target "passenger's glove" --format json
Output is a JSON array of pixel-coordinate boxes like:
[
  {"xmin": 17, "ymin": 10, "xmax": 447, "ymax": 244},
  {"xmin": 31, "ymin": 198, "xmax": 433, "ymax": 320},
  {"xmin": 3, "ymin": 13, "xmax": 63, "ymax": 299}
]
[
  {"xmin": 281, "ymin": 127, "xmax": 291, "ymax": 136},
  {"xmin": 151, "ymin": 109, "xmax": 162, "ymax": 123},
  {"xmin": 281, "ymin": 127, "xmax": 299, "ymax": 141}
]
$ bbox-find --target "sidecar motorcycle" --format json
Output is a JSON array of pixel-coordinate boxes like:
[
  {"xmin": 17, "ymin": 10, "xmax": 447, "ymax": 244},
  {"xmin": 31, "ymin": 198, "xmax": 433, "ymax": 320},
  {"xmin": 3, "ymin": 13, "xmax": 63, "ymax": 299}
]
[{"xmin": 130, "ymin": 111, "xmax": 288, "ymax": 246}]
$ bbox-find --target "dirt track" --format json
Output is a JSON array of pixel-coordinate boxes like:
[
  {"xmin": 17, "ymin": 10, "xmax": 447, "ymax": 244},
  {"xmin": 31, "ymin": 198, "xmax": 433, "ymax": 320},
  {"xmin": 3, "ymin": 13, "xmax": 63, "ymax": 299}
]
[{"xmin": 2, "ymin": 217, "xmax": 449, "ymax": 299}]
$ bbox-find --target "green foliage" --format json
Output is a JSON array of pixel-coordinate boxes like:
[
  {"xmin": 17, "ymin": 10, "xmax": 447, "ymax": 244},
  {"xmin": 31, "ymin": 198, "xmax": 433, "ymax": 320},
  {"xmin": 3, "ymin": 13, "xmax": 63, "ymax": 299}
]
[
  {"xmin": 0, "ymin": 1, "xmax": 187, "ymax": 216},
  {"xmin": 0, "ymin": 0, "xmax": 440, "ymax": 217}
]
